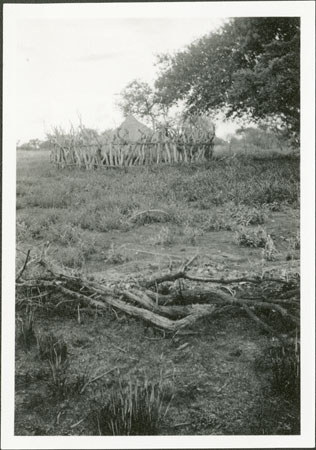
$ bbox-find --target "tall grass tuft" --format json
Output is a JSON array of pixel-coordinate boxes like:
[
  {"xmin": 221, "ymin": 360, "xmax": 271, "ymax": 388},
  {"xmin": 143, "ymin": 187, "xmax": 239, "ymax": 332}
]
[
  {"xmin": 255, "ymin": 335, "xmax": 300, "ymax": 403},
  {"xmin": 37, "ymin": 333, "xmax": 70, "ymax": 398},
  {"xmin": 269, "ymin": 337, "xmax": 300, "ymax": 401},
  {"xmin": 94, "ymin": 376, "xmax": 173, "ymax": 435},
  {"xmin": 37, "ymin": 333, "xmax": 68, "ymax": 363},
  {"xmin": 16, "ymin": 308, "xmax": 36, "ymax": 351}
]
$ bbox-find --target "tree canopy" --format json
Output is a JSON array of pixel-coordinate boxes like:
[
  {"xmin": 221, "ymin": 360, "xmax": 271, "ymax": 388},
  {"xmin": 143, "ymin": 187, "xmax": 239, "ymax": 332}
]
[
  {"xmin": 117, "ymin": 79, "xmax": 164, "ymax": 130},
  {"xmin": 154, "ymin": 18, "xmax": 300, "ymax": 144}
]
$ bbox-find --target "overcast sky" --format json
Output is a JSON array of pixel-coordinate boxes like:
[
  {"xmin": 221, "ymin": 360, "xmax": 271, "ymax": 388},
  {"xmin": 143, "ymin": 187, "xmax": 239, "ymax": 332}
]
[{"xmin": 14, "ymin": 15, "xmax": 241, "ymax": 142}]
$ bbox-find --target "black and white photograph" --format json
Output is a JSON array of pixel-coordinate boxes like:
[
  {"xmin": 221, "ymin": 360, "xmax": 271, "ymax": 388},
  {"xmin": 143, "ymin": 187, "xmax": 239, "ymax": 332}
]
[{"xmin": 2, "ymin": 1, "xmax": 315, "ymax": 448}]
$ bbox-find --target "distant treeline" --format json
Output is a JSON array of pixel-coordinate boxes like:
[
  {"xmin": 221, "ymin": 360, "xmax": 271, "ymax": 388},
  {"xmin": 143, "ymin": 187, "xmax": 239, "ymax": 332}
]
[{"xmin": 17, "ymin": 138, "xmax": 51, "ymax": 151}]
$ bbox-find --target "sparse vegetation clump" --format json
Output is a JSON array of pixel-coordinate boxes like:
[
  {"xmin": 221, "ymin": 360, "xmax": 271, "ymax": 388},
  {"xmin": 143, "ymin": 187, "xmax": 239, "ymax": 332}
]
[
  {"xmin": 234, "ymin": 226, "xmax": 272, "ymax": 248},
  {"xmin": 36, "ymin": 333, "xmax": 87, "ymax": 399},
  {"xmin": 93, "ymin": 376, "xmax": 173, "ymax": 435},
  {"xmin": 181, "ymin": 223, "xmax": 203, "ymax": 245},
  {"xmin": 202, "ymin": 203, "xmax": 267, "ymax": 232},
  {"xmin": 229, "ymin": 204, "xmax": 267, "ymax": 226},
  {"xmin": 262, "ymin": 235, "xmax": 279, "ymax": 261},
  {"xmin": 37, "ymin": 333, "xmax": 68, "ymax": 363},
  {"xmin": 256, "ymin": 337, "xmax": 300, "ymax": 403},
  {"xmin": 270, "ymin": 340, "xmax": 300, "ymax": 401},
  {"xmin": 105, "ymin": 243, "xmax": 130, "ymax": 265},
  {"xmin": 16, "ymin": 309, "xmax": 36, "ymax": 351},
  {"xmin": 37, "ymin": 334, "xmax": 70, "ymax": 398},
  {"xmin": 288, "ymin": 232, "xmax": 300, "ymax": 251},
  {"xmin": 151, "ymin": 226, "xmax": 175, "ymax": 246}
]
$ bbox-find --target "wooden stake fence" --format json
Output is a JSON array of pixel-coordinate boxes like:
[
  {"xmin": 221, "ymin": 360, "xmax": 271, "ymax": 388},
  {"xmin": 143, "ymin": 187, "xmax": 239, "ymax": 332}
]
[{"xmin": 50, "ymin": 139, "xmax": 215, "ymax": 169}]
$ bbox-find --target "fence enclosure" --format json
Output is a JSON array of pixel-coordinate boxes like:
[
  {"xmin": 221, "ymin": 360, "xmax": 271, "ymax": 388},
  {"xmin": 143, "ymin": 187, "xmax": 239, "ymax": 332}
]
[{"xmin": 49, "ymin": 120, "xmax": 215, "ymax": 169}]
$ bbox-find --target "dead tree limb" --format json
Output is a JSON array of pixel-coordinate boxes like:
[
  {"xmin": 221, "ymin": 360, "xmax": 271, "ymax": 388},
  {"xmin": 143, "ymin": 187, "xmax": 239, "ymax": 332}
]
[
  {"xmin": 183, "ymin": 274, "xmax": 290, "ymax": 284},
  {"xmin": 142, "ymin": 271, "xmax": 185, "ymax": 288},
  {"xmin": 15, "ymin": 256, "xmax": 299, "ymax": 337},
  {"xmin": 16, "ymin": 249, "xmax": 31, "ymax": 282},
  {"xmin": 54, "ymin": 284, "xmax": 216, "ymax": 331}
]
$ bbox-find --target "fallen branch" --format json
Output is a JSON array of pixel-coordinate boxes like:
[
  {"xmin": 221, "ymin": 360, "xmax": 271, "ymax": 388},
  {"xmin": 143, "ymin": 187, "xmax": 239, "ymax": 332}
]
[
  {"xmin": 142, "ymin": 270, "xmax": 185, "ymax": 288},
  {"xmin": 15, "ymin": 256, "xmax": 299, "ymax": 338},
  {"xmin": 184, "ymin": 274, "xmax": 290, "ymax": 284},
  {"xmin": 143, "ymin": 270, "xmax": 293, "ymax": 289},
  {"xmin": 16, "ymin": 249, "xmax": 31, "ymax": 282},
  {"xmin": 55, "ymin": 283, "xmax": 216, "ymax": 330}
]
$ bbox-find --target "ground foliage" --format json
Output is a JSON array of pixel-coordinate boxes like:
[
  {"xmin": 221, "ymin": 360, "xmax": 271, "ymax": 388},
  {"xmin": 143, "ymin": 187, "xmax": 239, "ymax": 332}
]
[{"xmin": 15, "ymin": 150, "xmax": 300, "ymax": 435}]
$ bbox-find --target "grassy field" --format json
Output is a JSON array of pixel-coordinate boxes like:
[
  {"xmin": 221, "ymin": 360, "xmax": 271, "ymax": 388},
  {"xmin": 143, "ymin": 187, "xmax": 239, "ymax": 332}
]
[{"xmin": 15, "ymin": 149, "xmax": 300, "ymax": 435}]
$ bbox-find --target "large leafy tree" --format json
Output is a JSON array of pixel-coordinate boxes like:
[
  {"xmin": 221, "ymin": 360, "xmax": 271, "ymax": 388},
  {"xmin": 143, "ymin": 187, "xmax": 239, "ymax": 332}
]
[
  {"xmin": 155, "ymin": 18, "xmax": 300, "ymax": 143},
  {"xmin": 117, "ymin": 79, "xmax": 168, "ymax": 130}
]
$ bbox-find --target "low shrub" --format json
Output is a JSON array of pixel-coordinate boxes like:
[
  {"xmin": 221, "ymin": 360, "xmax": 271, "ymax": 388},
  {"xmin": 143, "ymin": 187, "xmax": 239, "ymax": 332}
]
[
  {"xmin": 202, "ymin": 213, "xmax": 235, "ymax": 232},
  {"xmin": 235, "ymin": 226, "xmax": 271, "ymax": 248},
  {"xmin": 49, "ymin": 223, "xmax": 83, "ymax": 246},
  {"xmin": 72, "ymin": 207, "xmax": 124, "ymax": 233},
  {"xmin": 229, "ymin": 204, "xmax": 267, "ymax": 226},
  {"xmin": 202, "ymin": 204, "xmax": 266, "ymax": 232}
]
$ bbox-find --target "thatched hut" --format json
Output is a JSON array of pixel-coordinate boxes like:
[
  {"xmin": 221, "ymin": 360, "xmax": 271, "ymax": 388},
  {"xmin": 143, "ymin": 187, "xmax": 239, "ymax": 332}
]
[{"xmin": 116, "ymin": 115, "xmax": 152, "ymax": 142}]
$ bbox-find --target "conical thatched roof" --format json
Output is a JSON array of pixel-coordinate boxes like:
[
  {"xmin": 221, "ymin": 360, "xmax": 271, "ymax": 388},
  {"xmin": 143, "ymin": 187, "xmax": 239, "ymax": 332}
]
[{"xmin": 116, "ymin": 115, "xmax": 152, "ymax": 141}]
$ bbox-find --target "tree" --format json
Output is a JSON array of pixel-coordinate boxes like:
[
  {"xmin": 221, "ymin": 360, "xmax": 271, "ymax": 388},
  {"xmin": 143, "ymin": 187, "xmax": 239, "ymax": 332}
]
[
  {"xmin": 155, "ymin": 18, "xmax": 300, "ymax": 144},
  {"xmin": 117, "ymin": 80, "xmax": 162, "ymax": 130}
]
